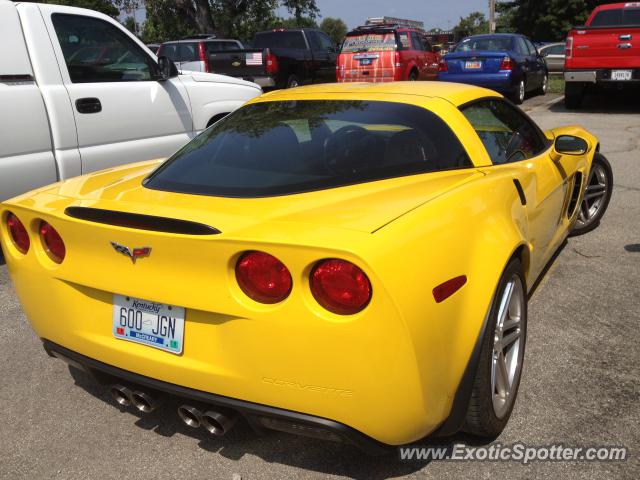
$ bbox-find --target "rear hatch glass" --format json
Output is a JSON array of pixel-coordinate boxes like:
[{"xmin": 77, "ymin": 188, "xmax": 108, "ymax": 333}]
[
  {"xmin": 590, "ymin": 8, "xmax": 640, "ymax": 26},
  {"xmin": 253, "ymin": 31, "xmax": 306, "ymax": 50},
  {"xmin": 144, "ymin": 100, "xmax": 472, "ymax": 197},
  {"xmin": 340, "ymin": 32, "xmax": 399, "ymax": 80}
]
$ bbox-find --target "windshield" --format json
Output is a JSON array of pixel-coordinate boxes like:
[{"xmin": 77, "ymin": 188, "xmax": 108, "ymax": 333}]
[
  {"xmin": 341, "ymin": 33, "xmax": 397, "ymax": 53},
  {"xmin": 455, "ymin": 36, "xmax": 514, "ymax": 52},
  {"xmin": 144, "ymin": 100, "xmax": 472, "ymax": 197}
]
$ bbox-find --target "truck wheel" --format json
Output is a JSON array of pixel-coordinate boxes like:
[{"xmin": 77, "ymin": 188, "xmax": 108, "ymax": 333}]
[
  {"xmin": 464, "ymin": 258, "xmax": 527, "ymax": 438},
  {"xmin": 509, "ymin": 80, "xmax": 525, "ymax": 104},
  {"xmin": 564, "ymin": 83, "xmax": 584, "ymax": 109},
  {"xmin": 286, "ymin": 75, "xmax": 300, "ymax": 88},
  {"xmin": 408, "ymin": 69, "xmax": 418, "ymax": 81},
  {"xmin": 570, "ymin": 153, "xmax": 613, "ymax": 236}
]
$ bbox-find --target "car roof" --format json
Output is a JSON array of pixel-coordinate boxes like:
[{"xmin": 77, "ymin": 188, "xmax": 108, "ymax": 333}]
[
  {"xmin": 463, "ymin": 33, "xmax": 523, "ymax": 39},
  {"xmin": 254, "ymin": 81, "xmax": 500, "ymax": 107},
  {"xmin": 162, "ymin": 39, "xmax": 240, "ymax": 45}
]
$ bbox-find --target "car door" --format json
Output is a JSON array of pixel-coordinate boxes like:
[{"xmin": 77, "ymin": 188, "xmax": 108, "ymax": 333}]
[
  {"xmin": 307, "ymin": 30, "xmax": 337, "ymax": 83},
  {"xmin": 461, "ymin": 98, "xmax": 570, "ymax": 278},
  {"xmin": 44, "ymin": 10, "xmax": 194, "ymax": 173},
  {"xmin": 524, "ymin": 38, "xmax": 545, "ymax": 86},
  {"xmin": 421, "ymin": 35, "xmax": 440, "ymax": 80},
  {"xmin": 541, "ymin": 43, "xmax": 565, "ymax": 73},
  {"xmin": 409, "ymin": 31, "xmax": 427, "ymax": 79}
]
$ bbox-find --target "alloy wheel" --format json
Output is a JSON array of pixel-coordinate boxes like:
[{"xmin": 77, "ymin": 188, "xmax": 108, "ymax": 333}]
[
  {"xmin": 491, "ymin": 274, "xmax": 525, "ymax": 418},
  {"xmin": 576, "ymin": 162, "xmax": 609, "ymax": 229}
]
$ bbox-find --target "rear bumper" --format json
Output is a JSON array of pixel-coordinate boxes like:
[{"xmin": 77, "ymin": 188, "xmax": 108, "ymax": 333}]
[
  {"xmin": 565, "ymin": 69, "xmax": 640, "ymax": 85},
  {"xmin": 437, "ymin": 71, "xmax": 515, "ymax": 92},
  {"xmin": 43, "ymin": 339, "xmax": 389, "ymax": 454}
]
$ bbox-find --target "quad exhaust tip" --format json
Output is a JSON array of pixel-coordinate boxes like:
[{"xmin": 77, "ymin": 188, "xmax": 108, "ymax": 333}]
[
  {"xmin": 131, "ymin": 391, "xmax": 160, "ymax": 413},
  {"xmin": 178, "ymin": 405, "xmax": 237, "ymax": 436},
  {"xmin": 110, "ymin": 384, "xmax": 133, "ymax": 407}
]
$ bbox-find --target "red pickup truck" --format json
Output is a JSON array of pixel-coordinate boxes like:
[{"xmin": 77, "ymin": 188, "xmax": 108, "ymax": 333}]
[{"xmin": 564, "ymin": 2, "xmax": 640, "ymax": 108}]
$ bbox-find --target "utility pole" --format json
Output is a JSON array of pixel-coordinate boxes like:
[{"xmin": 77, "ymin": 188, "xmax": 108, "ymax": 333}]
[{"xmin": 489, "ymin": 0, "xmax": 496, "ymax": 33}]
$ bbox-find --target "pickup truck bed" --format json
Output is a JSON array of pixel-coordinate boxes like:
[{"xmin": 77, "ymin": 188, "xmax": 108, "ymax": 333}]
[{"xmin": 564, "ymin": 2, "xmax": 640, "ymax": 108}]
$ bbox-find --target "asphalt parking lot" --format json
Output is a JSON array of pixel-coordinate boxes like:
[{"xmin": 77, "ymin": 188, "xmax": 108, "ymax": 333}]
[{"xmin": 0, "ymin": 92, "xmax": 638, "ymax": 480}]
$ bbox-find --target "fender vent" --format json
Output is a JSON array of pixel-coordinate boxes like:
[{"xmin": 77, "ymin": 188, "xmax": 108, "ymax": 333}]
[
  {"xmin": 64, "ymin": 207, "xmax": 220, "ymax": 235},
  {"xmin": 567, "ymin": 172, "xmax": 583, "ymax": 218}
]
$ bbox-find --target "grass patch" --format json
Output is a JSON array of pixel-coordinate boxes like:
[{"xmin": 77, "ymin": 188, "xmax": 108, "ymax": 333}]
[{"xmin": 548, "ymin": 75, "xmax": 564, "ymax": 94}]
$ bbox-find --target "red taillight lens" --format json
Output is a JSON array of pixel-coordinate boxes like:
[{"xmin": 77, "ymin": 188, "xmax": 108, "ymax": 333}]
[
  {"xmin": 39, "ymin": 221, "xmax": 65, "ymax": 263},
  {"xmin": 235, "ymin": 251, "xmax": 292, "ymax": 304},
  {"xmin": 499, "ymin": 56, "xmax": 513, "ymax": 71},
  {"xmin": 6, "ymin": 212, "xmax": 30, "ymax": 254},
  {"xmin": 198, "ymin": 41, "xmax": 211, "ymax": 72},
  {"xmin": 565, "ymin": 37, "xmax": 573, "ymax": 59},
  {"xmin": 394, "ymin": 51, "xmax": 402, "ymax": 67},
  {"xmin": 310, "ymin": 259, "xmax": 372, "ymax": 315},
  {"xmin": 438, "ymin": 59, "xmax": 448, "ymax": 72},
  {"xmin": 266, "ymin": 50, "xmax": 279, "ymax": 75}
]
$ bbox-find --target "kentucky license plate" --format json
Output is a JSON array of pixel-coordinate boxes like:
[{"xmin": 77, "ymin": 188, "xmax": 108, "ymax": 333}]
[
  {"xmin": 113, "ymin": 294, "xmax": 185, "ymax": 354},
  {"xmin": 611, "ymin": 70, "xmax": 632, "ymax": 81},
  {"xmin": 465, "ymin": 60, "xmax": 482, "ymax": 69}
]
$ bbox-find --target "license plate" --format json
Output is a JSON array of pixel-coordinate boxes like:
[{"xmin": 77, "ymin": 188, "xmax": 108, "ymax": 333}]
[
  {"xmin": 113, "ymin": 294, "xmax": 185, "ymax": 354},
  {"xmin": 465, "ymin": 60, "xmax": 482, "ymax": 69},
  {"xmin": 611, "ymin": 70, "xmax": 632, "ymax": 80},
  {"xmin": 359, "ymin": 59, "xmax": 373, "ymax": 66}
]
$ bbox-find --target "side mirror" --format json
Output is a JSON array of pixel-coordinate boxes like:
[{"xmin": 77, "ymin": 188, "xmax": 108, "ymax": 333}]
[
  {"xmin": 554, "ymin": 135, "xmax": 588, "ymax": 155},
  {"xmin": 156, "ymin": 56, "xmax": 178, "ymax": 81}
]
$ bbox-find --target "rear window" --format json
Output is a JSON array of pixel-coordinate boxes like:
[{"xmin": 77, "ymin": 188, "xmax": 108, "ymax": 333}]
[
  {"xmin": 206, "ymin": 41, "xmax": 242, "ymax": 52},
  {"xmin": 254, "ymin": 31, "xmax": 306, "ymax": 50},
  {"xmin": 590, "ymin": 8, "xmax": 640, "ymax": 26},
  {"xmin": 342, "ymin": 33, "xmax": 397, "ymax": 53},
  {"xmin": 144, "ymin": 100, "xmax": 472, "ymax": 198},
  {"xmin": 455, "ymin": 36, "xmax": 514, "ymax": 52},
  {"xmin": 158, "ymin": 42, "xmax": 199, "ymax": 62}
]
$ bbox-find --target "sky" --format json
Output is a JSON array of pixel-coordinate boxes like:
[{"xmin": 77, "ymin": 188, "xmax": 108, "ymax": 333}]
[{"xmin": 276, "ymin": 0, "xmax": 491, "ymax": 30}]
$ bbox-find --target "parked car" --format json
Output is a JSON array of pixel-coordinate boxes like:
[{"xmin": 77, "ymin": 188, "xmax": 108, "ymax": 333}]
[
  {"xmin": 168, "ymin": 29, "xmax": 338, "ymax": 90},
  {"xmin": 539, "ymin": 42, "xmax": 565, "ymax": 73},
  {"xmin": 157, "ymin": 38, "xmax": 245, "ymax": 72},
  {"xmin": 438, "ymin": 33, "xmax": 548, "ymax": 104},
  {"xmin": 145, "ymin": 43, "xmax": 161, "ymax": 54},
  {"xmin": 564, "ymin": 2, "xmax": 640, "ymax": 108},
  {"xmin": 1, "ymin": 82, "xmax": 612, "ymax": 451},
  {"xmin": 337, "ymin": 22, "xmax": 440, "ymax": 82},
  {"xmin": 0, "ymin": 0, "xmax": 261, "ymax": 204}
]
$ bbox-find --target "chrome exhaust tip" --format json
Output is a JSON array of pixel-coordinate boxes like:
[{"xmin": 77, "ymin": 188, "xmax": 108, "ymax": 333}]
[
  {"xmin": 177, "ymin": 405, "xmax": 203, "ymax": 428},
  {"xmin": 131, "ymin": 391, "xmax": 160, "ymax": 413},
  {"xmin": 110, "ymin": 384, "xmax": 133, "ymax": 407},
  {"xmin": 201, "ymin": 410, "xmax": 238, "ymax": 436}
]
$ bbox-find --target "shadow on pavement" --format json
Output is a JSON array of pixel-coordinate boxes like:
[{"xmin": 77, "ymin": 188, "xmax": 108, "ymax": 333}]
[
  {"xmin": 624, "ymin": 243, "xmax": 640, "ymax": 253},
  {"xmin": 68, "ymin": 366, "xmax": 496, "ymax": 479},
  {"xmin": 550, "ymin": 90, "xmax": 640, "ymax": 114}
]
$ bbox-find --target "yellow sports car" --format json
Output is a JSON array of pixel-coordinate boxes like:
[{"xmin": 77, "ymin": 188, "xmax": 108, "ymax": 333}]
[{"xmin": 1, "ymin": 82, "xmax": 612, "ymax": 453}]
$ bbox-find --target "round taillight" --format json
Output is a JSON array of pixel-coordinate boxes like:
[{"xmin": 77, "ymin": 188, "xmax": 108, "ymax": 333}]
[
  {"xmin": 310, "ymin": 259, "xmax": 372, "ymax": 315},
  {"xmin": 6, "ymin": 212, "xmax": 30, "ymax": 254},
  {"xmin": 39, "ymin": 221, "xmax": 65, "ymax": 263},
  {"xmin": 235, "ymin": 251, "xmax": 292, "ymax": 304}
]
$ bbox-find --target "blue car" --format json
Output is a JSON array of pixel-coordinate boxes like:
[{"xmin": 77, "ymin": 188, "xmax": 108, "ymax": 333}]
[{"xmin": 438, "ymin": 34, "xmax": 548, "ymax": 104}]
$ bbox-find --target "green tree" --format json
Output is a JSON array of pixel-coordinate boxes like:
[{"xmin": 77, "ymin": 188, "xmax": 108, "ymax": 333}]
[
  {"xmin": 320, "ymin": 17, "xmax": 347, "ymax": 44},
  {"xmin": 496, "ymin": 0, "xmax": 603, "ymax": 41},
  {"xmin": 453, "ymin": 11, "xmax": 489, "ymax": 38},
  {"xmin": 270, "ymin": 16, "xmax": 318, "ymax": 29},
  {"xmin": 281, "ymin": 0, "xmax": 319, "ymax": 24},
  {"xmin": 122, "ymin": 15, "xmax": 138, "ymax": 35}
]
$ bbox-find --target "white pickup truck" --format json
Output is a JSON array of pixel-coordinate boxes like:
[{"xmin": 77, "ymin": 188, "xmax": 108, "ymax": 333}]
[{"xmin": 0, "ymin": 0, "xmax": 262, "ymax": 202}]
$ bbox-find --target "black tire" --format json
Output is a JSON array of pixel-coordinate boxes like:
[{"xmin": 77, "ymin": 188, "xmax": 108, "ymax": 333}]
[
  {"xmin": 535, "ymin": 73, "xmax": 548, "ymax": 96},
  {"xmin": 464, "ymin": 258, "xmax": 527, "ymax": 438},
  {"xmin": 570, "ymin": 152, "xmax": 613, "ymax": 236},
  {"xmin": 509, "ymin": 79, "xmax": 525, "ymax": 104},
  {"xmin": 286, "ymin": 74, "xmax": 300, "ymax": 89},
  {"xmin": 564, "ymin": 83, "xmax": 584, "ymax": 109},
  {"xmin": 408, "ymin": 69, "xmax": 418, "ymax": 81}
]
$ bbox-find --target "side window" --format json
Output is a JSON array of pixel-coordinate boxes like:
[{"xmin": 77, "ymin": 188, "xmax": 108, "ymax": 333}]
[
  {"xmin": 307, "ymin": 31, "xmax": 322, "ymax": 51},
  {"xmin": 410, "ymin": 31, "xmax": 424, "ymax": 50},
  {"xmin": 547, "ymin": 44, "xmax": 565, "ymax": 55},
  {"xmin": 178, "ymin": 43, "xmax": 198, "ymax": 62},
  {"xmin": 397, "ymin": 31, "xmax": 410, "ymax": 50},
  {"xmin": 52, "ymin": 13, "xmax": 154, "ymax": 83},
  {"xmin": 421, "ymin": 36, "xmax": 433, "ymax": 52},
  {"xmin": 158, "ymin": 43, "xmax": 178, "ymax": 62},
  {"xmin": 461, "ymin": 99, "xmax": 547, "ymax": 164},
  {"xmin": 515, "ymin": 37, "xmax": 528, "ymax": 55},
  {"xmin": 317, "ymin": 31, "xmax": 335, "ymax": 51},
  {"xmin": 525, "ymin": 39, "xmax": 537, "ymax": 56}
]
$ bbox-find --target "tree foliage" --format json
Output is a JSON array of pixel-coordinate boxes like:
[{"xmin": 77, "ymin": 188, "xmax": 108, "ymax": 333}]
[
  {"xmin": 269, "ymin": 16, "xmax": 318, "ymax": 29},
  {"xmin": 28, "ymin": 0, "xmax": 120, "ymax": 17},
  {"xmin": 320, "ymin": 17, "xmax": 348, "ymax": 45},
  {"xmin": 496, "ymin": 0, "xmax": 603, "ymax": 41},
  {"xmin": 453, "ymin": 12, "xmax": 489, "ymax": 38}
]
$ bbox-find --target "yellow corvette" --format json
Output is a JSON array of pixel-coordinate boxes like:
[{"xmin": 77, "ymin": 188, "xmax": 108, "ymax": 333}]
[{"xmin": 1, "ymin": 82, "xmax": 612, "ymax": 452}]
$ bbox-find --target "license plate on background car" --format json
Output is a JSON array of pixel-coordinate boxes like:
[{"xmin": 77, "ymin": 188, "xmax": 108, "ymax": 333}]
[
  {"xmin": 112, "ymin": 294, "xmax": 185, "ymax": 354},
  {"xmin": 611, "ymin": 70, "xmax": 632, "ymax": 81},
  {"xmin": 465, "ymin": 60, "xmax": 482, "ymax": 69}
]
